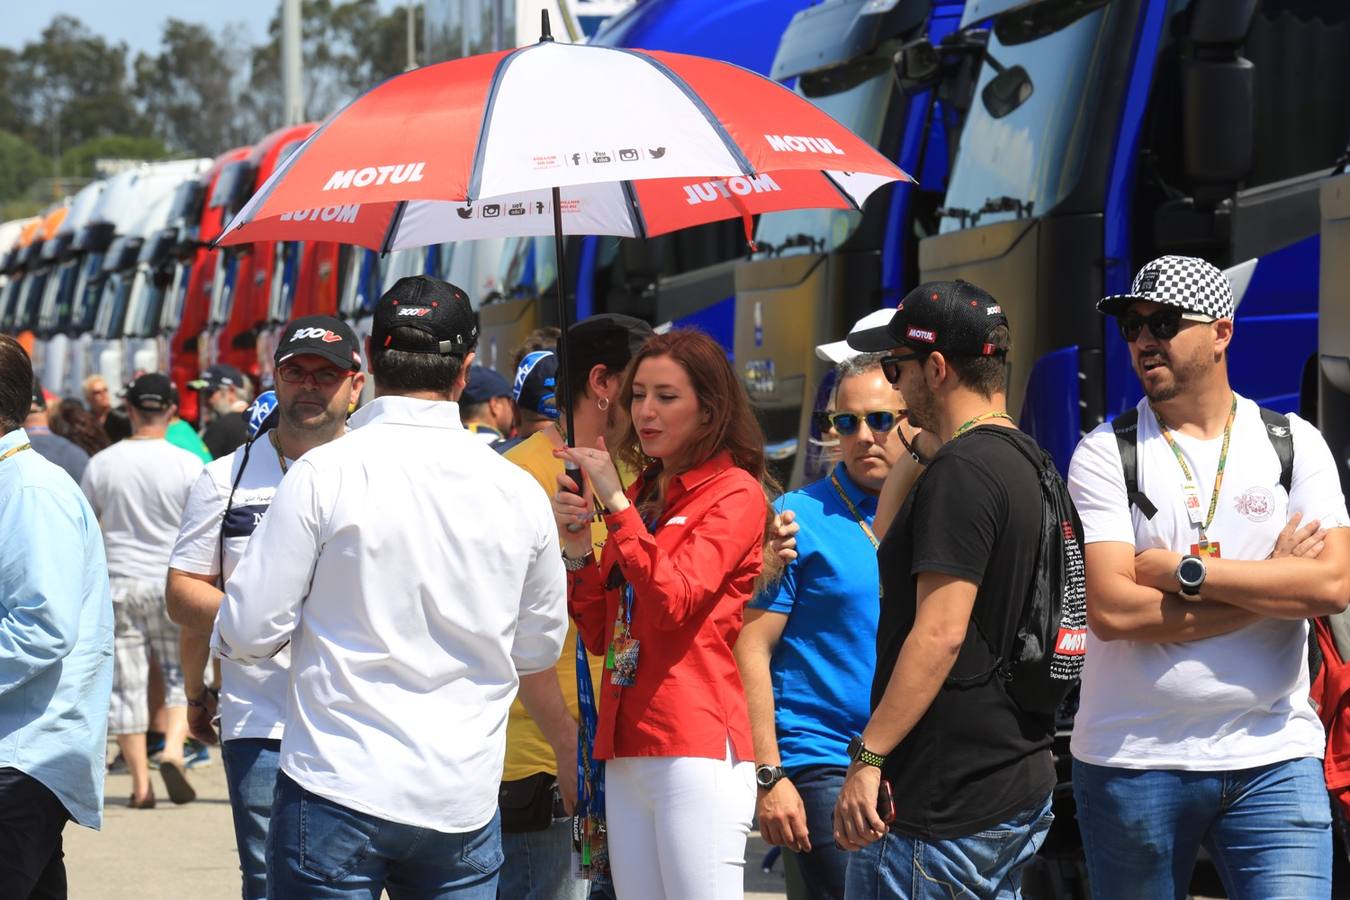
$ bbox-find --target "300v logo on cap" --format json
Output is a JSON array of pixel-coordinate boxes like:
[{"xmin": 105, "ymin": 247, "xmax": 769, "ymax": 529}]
[
  {"xmin": 397, "ymin": 307, "xmax": 432, "ymax": 317},
  {"xmin": 906, "ymin": 326, "xmax": 937, "ymax": 343},
  {"xmin": 291, "ymin": 327, "xmax": 343, "ymax": 343}
]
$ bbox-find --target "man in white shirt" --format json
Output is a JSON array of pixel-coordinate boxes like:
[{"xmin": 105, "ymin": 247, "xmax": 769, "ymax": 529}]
[
  {"xmin": 213, "ymin": 276, "xmax": 568, "ymax": 898},
  {"xmin": 1067, "ymin": 255, "xmax": 1350, "ymax": 898},
  {"xmin": 80, "ymin": 372, "xmax": 204, "ymax": 809},
  {"xmin": 166, "ymin": 315, "xmax": 364, "ymax": 900}
]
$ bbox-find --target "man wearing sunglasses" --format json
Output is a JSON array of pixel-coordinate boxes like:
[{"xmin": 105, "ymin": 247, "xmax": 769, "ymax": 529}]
[
  {"xmin": 736, "ymin": 353, "xmax": 910, "ymax": 900},
  {"xmin": 1067, "ymin": 255, "xmax": 1350, "ymax": 898},
  {"xmin": 166, "ymin": 315, "xmax": 364, "ymax": 899},
  {"xmin": 832, "ymin": 279, "xmax": 1058, "ymax": 899}
]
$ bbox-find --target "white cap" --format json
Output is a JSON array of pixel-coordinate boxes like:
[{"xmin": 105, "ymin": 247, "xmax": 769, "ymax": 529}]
[{"xmin": 815, "ymin": 308, "xmax": 896, "ymax": 364}]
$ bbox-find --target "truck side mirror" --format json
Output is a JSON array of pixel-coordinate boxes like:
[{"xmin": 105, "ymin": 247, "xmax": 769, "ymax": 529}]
[
  {"xmin": 1182, "ymin": 58, "xmax": 1254, "ymax": 205},
  {"xmin": 982, "ymin": 64, "xmax": 1033, "ymax": 119},
  {"xmin": 893, "ymin": 38, "xmax": 940, "ymax": 96}
]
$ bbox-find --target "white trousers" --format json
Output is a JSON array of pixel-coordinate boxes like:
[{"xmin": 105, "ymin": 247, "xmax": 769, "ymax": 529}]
[{"xmin": 605, "ymin": 742, "xmax": 755, "ymax": 900}]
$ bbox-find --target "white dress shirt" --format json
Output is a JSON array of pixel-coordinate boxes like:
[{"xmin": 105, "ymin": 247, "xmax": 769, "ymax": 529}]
[{"xmin": 213, "ymin": 395, "xmax": 567, "ymax": 833}]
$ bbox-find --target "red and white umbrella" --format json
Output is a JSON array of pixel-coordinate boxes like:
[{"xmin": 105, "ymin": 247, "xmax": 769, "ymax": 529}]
[{"xmin": 215, "ymin": 15, "xmax": 911, "ymax": 442}]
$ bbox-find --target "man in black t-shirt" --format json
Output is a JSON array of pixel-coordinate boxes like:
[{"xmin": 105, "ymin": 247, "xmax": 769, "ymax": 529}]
[
  {"xmin": 836, "ymin": 280, "xmax": 1056, "ymax": 899},
  {"xmin": 189, "ymin": 364, "xmax": 251, "ymax": 459}
]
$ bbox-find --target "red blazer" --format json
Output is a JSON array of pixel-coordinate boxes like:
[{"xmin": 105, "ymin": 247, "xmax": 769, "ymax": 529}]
[{"xmin": 569, "ymin": 451, "xmax": 765, "ymax": 762}]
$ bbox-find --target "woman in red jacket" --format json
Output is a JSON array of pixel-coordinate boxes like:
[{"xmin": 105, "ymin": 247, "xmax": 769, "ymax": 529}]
[{"xmin": 554, "ymin": 328, "xmax": 775, "ymax": 900}]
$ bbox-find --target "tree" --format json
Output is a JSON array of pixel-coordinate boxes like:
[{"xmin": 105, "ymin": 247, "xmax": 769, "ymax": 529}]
[
  {"xmin": 0, "ymin": 131, "xmax": 50, "ymax": 202},
  {"xmin": 59, "ymin": 135, "xmax": 170, "ymax": 179},
  {"xmin": 134, "ymin": 20, "xmax": 250, "ymax": 156},
  {"xmin": 17, "ymin": 16, "xmax": 144, "ymax": 154}
]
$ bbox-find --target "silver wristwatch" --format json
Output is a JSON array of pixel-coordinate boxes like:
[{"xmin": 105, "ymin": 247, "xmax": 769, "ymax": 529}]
[{"xmin": 562, "ymin": 551, "xmax": 594, "ymax": 572}]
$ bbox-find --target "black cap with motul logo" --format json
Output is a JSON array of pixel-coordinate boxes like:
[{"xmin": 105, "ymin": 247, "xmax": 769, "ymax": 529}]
[
  {"xmin": 372, "ymin": 276, "xmax": 478, "ymax": 357},
  {"xmin": 275, "ymin": 315, "xmax": 363, "ymax": 371},
  {"xmin": 846, "ymin": 279, "xmax": 1010, "ymax": 358}
]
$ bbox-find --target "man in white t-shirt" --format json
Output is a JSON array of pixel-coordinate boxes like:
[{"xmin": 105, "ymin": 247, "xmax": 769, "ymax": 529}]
[
  {"xmin": 80, "ymin": 372, "xmax": 204, "ymax": 809},
  {"xmin": 212, "ymin": 276, "xmax": 567, "ymax": 897},
  {"xmin": 1067, "ymin": 255, "xmax": 1350, "ymax": 898},
  {"xmin": 166, "ymin": 315, "xmax": 364, "ymax": 900}
]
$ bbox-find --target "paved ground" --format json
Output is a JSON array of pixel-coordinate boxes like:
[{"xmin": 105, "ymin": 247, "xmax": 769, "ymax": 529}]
[{"xmin": 67, "ymin": 752, "xmax": 790, "ymax": 899}]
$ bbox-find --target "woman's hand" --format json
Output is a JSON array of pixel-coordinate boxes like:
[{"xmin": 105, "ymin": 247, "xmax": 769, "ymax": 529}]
[
  {"xmin": 554, "ymin": 437, "xmax": 630, "ymax": 515},
  {"xmin": 551, "ymin": 468, "xmax": 595, "ymax": 557}
]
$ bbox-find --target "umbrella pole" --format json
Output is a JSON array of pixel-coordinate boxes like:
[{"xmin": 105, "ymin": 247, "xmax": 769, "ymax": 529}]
[{"xmin": 552, "ymin": 185, "xmax": 576, "ymax": 450}]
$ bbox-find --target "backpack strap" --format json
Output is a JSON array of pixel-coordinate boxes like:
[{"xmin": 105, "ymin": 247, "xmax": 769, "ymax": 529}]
[
  {"xmin": 1111, "ymin": 410, "xmax": 1158, "ymax": 520},
  {"xmin": 1258, "ymin": 407, "xmax": 1294, "ymax": 495}
]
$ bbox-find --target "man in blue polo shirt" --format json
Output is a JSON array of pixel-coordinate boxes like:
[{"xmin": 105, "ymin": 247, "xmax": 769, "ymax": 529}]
[{"xmin": 735, "ymin": 352, "xmax": 910, "ymax": 900}]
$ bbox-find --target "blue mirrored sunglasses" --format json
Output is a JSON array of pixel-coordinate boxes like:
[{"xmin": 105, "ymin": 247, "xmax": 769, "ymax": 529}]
[{"xmin": 826, "ymin": 410, "xmax": 902, "ymax": 436}]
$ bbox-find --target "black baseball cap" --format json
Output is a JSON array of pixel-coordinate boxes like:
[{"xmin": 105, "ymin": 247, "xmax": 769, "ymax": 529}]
[
  {"xmin": 513, "ymin": 350, "xmax": 559, "ymax": 420},
  {"xmin": 188, "ymin": 363, "xmax": 247, "ymax": 393},
  {"xmin": 461, "ymin": 365, "xmax": 513, "ymax": 404},
  {"xmin": 371, "ymin": 276, "xmax": 478, "ymax": 357},
  {"xmin": 847, "ymin": 280, "xmax": 1010, "ymax": 357},
  {"xmin": 275, "ymin": 315, "xmax": 363, "ymax": 371},
  {"xmin": 125, "ymin": 373, "xmax": 175, "ymax": 411}
]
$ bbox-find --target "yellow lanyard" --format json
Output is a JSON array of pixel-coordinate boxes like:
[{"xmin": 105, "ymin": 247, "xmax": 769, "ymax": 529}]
[
  {"xmin": 829, "ymin": 471, "xmax": 878, "ymax": 549},
  {"xmin": 268, "ymin": 431, "xmax": 289, "ymax": 475},
  {"xmin": 952, "ymin": 411, "xmax": 1015, "ymax": 439},
  {"xmin": 0, "ymin": 443, "xmax": 32, "ymax": 464},
  {"xmin": 1153, "ymin": 395, "xmax": 1236, "ymax": 540}
]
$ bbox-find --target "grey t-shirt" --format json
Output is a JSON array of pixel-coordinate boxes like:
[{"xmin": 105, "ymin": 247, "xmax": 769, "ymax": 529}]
[{"xmin": 27, "ymin": 428, "xmax": 90, "ymax": 485}]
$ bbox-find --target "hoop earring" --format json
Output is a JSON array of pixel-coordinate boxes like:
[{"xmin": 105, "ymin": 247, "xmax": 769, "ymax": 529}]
[{"xmin": 597, "ymin": 396, "xmax": 610, "ymax": 412}]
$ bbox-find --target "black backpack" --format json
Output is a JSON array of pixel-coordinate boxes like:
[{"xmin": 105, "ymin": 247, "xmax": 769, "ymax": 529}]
[
  {"xmin": 1111, "ymin": 406, "xmax": 1293, "ymax": 520},
  {"xmin": 958, "ymin": 430, "xmax": 1088, "ymax": 722}
]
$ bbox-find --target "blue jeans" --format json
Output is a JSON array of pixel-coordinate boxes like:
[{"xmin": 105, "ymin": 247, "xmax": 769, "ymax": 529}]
[
  {"xmin": 221, "ymin": 738, "xmax": 281, "ymax": 900},
  {"xmin": 788, "ymin": 765, "xmax": 849, "ymax": 900},
  {"xmin": 498, "ymin": 818, "xmax": 585, "ymax": 900},
  {"xmin": 267, "ymin": 772, "xmax": 503, "ymax": 898},
  {"xmin": 1073, "ymin": 756, "xmax": 1331, "ymax": 900},
  {"xmin": 845, "ymin": 793, "xmax": 1053, "ymax": 899}
]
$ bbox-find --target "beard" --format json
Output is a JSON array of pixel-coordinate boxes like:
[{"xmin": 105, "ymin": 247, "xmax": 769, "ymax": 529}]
[
  {"xmin": 904, "ymin": 379, "xmax": 941, "ymax": 433},
  {"xmin": 280, "ymin": 396, "xmax": 338, "ymax": 432},
  {"xmin": 1138, "ymin": 347, "xmax": 1208, "ymax": 403}
]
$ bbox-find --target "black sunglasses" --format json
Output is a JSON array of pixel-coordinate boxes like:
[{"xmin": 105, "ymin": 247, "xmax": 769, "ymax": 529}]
[
  {"xmin": 879, "ymin": 351, "xmax": 928, "ymax": 385},
  {"xmin": 826, "ymin": 410, "xmax": 903, "ymax": 436},
  {"xmin": 1117, "ymin": 309, "xmax": 1215, "ymax": 343}
]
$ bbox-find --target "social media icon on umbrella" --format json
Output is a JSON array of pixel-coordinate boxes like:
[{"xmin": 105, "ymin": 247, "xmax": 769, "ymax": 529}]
[
  {"xmin": 592, "ymin": 151, "xmax": 611, "ymax": 163},
  {"xmin": 619, "ymin": 148, "xmax": 638, "ymax": 161},
  {"xmin": 484, "ymin": 204, "xmax": 501, "ymax": 217}
]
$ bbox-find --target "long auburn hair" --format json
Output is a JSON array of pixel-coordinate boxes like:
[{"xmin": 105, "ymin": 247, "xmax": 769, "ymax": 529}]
[{"xmin": 613, "ymin": 329, "xmax": 783, "ymax": 588}]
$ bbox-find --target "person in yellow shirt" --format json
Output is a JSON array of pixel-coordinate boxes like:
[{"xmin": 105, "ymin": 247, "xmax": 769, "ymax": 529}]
[{"xmin": 500, "ymin": 314, "xmax": 653, "ymax": 900}]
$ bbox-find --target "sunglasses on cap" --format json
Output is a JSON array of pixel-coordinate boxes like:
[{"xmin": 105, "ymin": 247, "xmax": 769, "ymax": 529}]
[
  {"xmin": 879, "ymin": 351, "xmax": 928, "ymax": 385},
  {"xmin": 826, "ymin": 410, "xmax": 904, "ymax": 436},
  {"xmin": 1117, "ymin": 309, "xmax": 1215, "ymax": 343}
]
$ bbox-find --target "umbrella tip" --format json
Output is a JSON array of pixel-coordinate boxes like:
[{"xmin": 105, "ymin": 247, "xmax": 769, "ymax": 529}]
[{"xmin": 539, "ymin": 9, "xmax": 554, "ymax": 42}]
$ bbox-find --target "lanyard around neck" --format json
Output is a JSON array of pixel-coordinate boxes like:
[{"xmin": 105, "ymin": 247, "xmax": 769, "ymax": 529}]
[
  {"xmin": 952, "ymin": 411, "xmax": 1015, "ymax": 440},
  {"xmin": 829, "ymin": 471, "xmax": 878, "ymax": 549},
  {"xmin": 268, "ymin": 430, "xmax": 290, "ymax": 475},
  {"xmin": 0, "ymin": 443, "xmax": 32, "ymax": 464},
  {"xmin": 1152, "ymin": 395, "xmax": 1236, "ymax": 539}
]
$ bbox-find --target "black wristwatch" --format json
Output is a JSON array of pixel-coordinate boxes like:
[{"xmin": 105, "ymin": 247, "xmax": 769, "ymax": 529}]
[
  {"xmin": 1176, "ymin": 554, "xmax": 1206, "ymax": 599},
  {"xmin": 755, "ymin": 764, "xmax": 785, "ymax": 790},
  {"xmin": 847, "ymin": 734, "xmax": 886, "ymax": 768}
]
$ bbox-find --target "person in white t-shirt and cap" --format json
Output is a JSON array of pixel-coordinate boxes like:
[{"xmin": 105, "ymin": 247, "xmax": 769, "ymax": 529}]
[
  {"xmin": 80, "ymin": 372, "xmax": 205, "ymax": 809},
  {"xmin": 213, "ymin": 275, "xmax": 568, "ymax": 898},
  {"xmin": 1067, "ymin": 254, "xmax": 1350, "ymax": 898},
  {"xmin": 166, "ymin": 314, "xmax": 364, "ymax": 900}
]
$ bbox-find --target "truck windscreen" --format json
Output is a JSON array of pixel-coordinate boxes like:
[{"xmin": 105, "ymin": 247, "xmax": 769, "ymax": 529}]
[
  {"xmin": 938, "ymin": 2, "xmax": 1117, "ymax": 233},
  {"xmin": 753, "ymin": 69, "xmax": 894, "ymax": 256}
]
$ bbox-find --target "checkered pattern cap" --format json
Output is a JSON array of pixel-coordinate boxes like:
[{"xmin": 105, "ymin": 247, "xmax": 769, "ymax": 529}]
[{"xmin": 1097, "ymin": 255, "xmax": 1234, "ymax": 319}]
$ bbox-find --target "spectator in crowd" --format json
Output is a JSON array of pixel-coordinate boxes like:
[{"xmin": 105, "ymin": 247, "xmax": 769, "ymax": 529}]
[
  {"xmin": 554, "ymin": 328, "xmax": 775, "ymax": 900},
  {"xmin": 1067, "ymin": 256, "xmax": 1350, "ymax": 897},
  {"xmin": 49, "ymin": 398, "xmax": 111, "ymax": 458},
  {"xmin": 0, "ymin": 336, "xmax": 113, "ymax": 900},
  {"xmin": 164, "ymin": 385, "xmax": 212, "ymax": 463},
  {"xmin": 25, "ymin": 376, "xmax": 89, "ymax": 484},
  {"xmin": 498, "ymin": 313, "xmax": 653, "ymax": 900},
  {"xmin": 461, "ymin": 365, "xmax": 516, "ymax": 443},
  {"xmin": 82, "ymin": 374, "xmax": 111, "ymax": 428},
  {"xmin": 167, "ymin": 316, "xmax": 364, "ymax": 900},
  {"xmin": 835, "ymin": 281, "xmax": 1055, "ymax": 897},
  {"xmin": 497, "ymin": 350, "xmax": 560, "ymax": 455},
  {"xmin": 214, "ymin": 276, "xmax": 567, "ymax": 897},
  {"xmin": 513, "ymin": 327, "xmax": 561, "ymax": 371},
  {"xmin": 736, "ymin": 352, "xmax": 909, "ymax": 900},
  {"xmin": 190, "ymin": 364, "xmax": 252, "ymax": 459},
  {"xmin": 81, "ymin": 372, "xmax": 204, "ymax": 809}
]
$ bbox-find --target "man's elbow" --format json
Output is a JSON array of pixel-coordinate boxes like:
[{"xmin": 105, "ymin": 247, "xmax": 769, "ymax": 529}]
[{"xmin": 1086, "ymin": 605, "xmax": 1130, "ymax": 642}]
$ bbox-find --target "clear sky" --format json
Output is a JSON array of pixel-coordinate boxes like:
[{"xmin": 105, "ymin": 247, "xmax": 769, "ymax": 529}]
[{"xmin": 4, "ymin": 1, "xmax": 408, "ymax": 59}]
